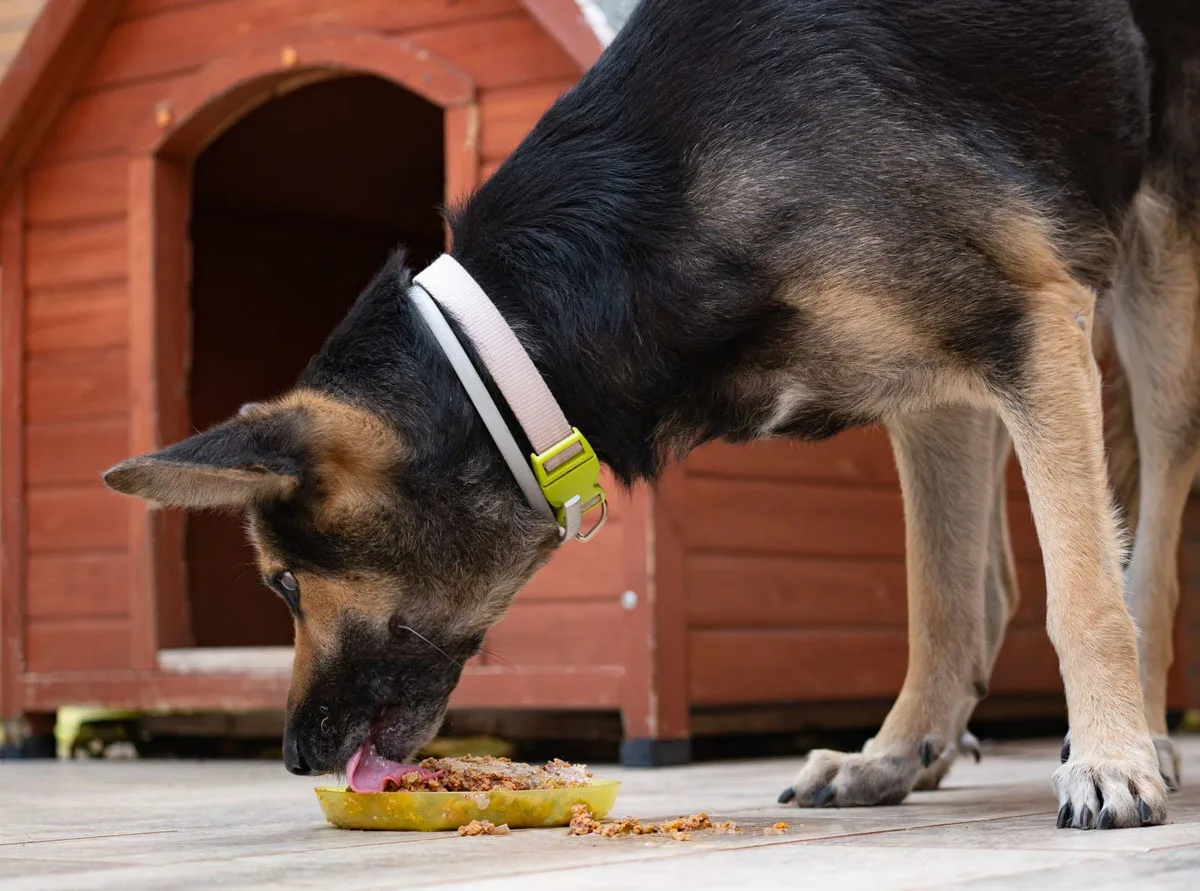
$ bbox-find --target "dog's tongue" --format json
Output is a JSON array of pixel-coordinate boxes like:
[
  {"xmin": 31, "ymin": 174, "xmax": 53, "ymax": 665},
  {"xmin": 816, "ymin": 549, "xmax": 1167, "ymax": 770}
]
[{"xmin": 346, "ymin": 739, "xmax": 437, "ymax": 792}]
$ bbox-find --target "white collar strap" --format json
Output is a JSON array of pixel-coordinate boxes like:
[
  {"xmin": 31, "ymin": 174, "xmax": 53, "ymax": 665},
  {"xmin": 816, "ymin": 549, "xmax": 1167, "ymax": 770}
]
[{"xmin": 410, "ymin": 254, "xmax": 607, "ymax": 543}]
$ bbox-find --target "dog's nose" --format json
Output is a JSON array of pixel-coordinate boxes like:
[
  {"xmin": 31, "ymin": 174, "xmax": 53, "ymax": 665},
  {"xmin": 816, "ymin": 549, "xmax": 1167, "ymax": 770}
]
[{"xmin": 283, "ymin": 730, "xmax": 315, "ymax": 776}]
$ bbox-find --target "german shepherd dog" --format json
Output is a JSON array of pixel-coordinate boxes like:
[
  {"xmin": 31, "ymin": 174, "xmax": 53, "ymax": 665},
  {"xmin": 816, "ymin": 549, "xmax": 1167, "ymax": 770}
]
[{"xmin": 103, "ymin": 0, "xmax": 1200, "ymax": 829}]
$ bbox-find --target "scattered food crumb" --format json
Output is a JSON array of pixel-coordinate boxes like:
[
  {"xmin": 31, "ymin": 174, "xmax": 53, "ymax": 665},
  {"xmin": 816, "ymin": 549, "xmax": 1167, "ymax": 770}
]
[
  {"xmin": 773, "ymin": 822, "xmax": 789, "ymax": 831},
  {"xmin": 763, "ymin": 821, "xmax": 790, "ymax": 836},
  {"xmin": 458, "ymin": 820, "xmax": 510, "ymax": 836},
  {"xmin": 568, "ymin": 806, "xmax": 740, "ymax": 840},
  {"xmin": 567, "ymin": 804, "xmax": 604, "ymax": 836}
]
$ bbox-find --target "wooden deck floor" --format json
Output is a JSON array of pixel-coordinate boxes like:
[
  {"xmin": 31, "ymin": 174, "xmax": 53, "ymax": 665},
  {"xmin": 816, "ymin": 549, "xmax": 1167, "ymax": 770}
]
[{"xmin": 2, "ymin": 736, "xmax": 1199, "ymax": 889}]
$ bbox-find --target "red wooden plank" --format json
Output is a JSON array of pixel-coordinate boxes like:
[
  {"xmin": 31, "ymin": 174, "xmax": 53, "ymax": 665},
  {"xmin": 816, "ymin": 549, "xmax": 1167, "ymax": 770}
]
[
  {"xmin": 26, "ymin": 485, "xmax": 129, "ymax": 551},
  {"xmin": 26, "ymin": 156, "xmax": 127, "ymax": 224},
  {"xmin": 27, "ymin": 552, "xmax": 130, "ymax": 619},
  {"xmin": 0, "ymin": 0, "xmax": 124, "ymax": 212},
  {"xmin": 25, "ymin": 417, "xmax": 129, "ymax": 485},
  {"xmin": 689, "ymin": 625, "xmax": 1063, "ymax": 706},
  {"xmin": 21, "ymin": 663, "xmax": 624, "ymax": 711},
  {"xmin": 0, "ymin": 181, "xmax": 26, "ymax": 716},
  {"xmin": 520, "ymin": 0, "xmax": 605, "ymax": 70},
  {"xmin": 25, "ymin": 219, "xmax": 126, "ymax": 289},
  {"xmin": 126, "ymin": 155, "xmax": 193, "ymax": 665},
  {"xmin": 687, "ymin": 554, "xmax": 909, "ymax": 629},
  {"xmin": 480, "ymin": 160, "xmax": 501, "ymax": 183},
  {"xmin": 26, "ymin": 282, "xmax": 128, "ymax": 352},
  {"xmin": 479, "ymin": 81, "xmax": 571, "ymax": 161},
  {"xmin": 412, "ymin": 16, "xmax": 579, "ymax": 90},
  {"xmin": 681, "ymin": 476, "xmax": 1042, "ymax": 562},
  {"xmin": 444, "ymin": 102, "xmax": 479, "ymax": 215},
  {"xmin": 686, "ymin": 428, "xmax": 901, "ymax": 488},
  {"xmin": 689, "ymin": 628, "xmax": 909, "ymax": 705},
  {"xmin": 686, "ymin": 553, "xmax": 1048, "ymax": 630},
  {"xmin": 25, "ymin": 616, "xmax": 131, "ymax": 671},
  {"xmin": 84, "ymin": 0, "xmax": 525, "ymax": 90},
  {"xmin": 682, "ymin": 477, "xmax": 907, "ymax": 558},
  {"xmin": 484, "ymin": 600, "xmax": 623, "ymax": 667},
  {"xmin": 120, "ymin": 0, "xmax": 524, "ymax": 23},
  {"xmin": 38, "ymin": 79, "xmax": 173, "ymax": 162},
  {"xmin": 25, "ymin": 347, "xmax": 127, "ymax": 423}
]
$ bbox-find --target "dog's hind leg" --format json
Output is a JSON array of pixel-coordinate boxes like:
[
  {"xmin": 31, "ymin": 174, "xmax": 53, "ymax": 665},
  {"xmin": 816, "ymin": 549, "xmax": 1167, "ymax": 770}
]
[
  {"xmin": 997, "ymin": 278, "xmax": 1165, "ymax": 829},
  {"xmin": 912, "ymin": 419, "xmax": 1019, "ymax": 790},
  {"xmin": 783, "ymin": 405, "xmax": 1001, "ymax": 807},
  {"xmin": 1103, "ymin": 185, "xmax": 1200, "ymax": 792}
]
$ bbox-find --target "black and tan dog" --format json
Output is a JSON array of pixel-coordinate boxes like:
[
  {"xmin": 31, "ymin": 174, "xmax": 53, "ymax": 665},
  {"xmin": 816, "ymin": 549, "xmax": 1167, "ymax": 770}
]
[{"xmin": 103, "ymin": 0, "xmax": 1199, "ymax": 829}]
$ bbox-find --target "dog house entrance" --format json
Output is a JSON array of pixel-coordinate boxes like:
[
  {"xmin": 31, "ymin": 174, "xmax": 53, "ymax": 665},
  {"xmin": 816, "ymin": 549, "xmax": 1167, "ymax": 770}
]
[{"xmin": 179, "ymin": 74, "xmax": 445, "ymax": 650}]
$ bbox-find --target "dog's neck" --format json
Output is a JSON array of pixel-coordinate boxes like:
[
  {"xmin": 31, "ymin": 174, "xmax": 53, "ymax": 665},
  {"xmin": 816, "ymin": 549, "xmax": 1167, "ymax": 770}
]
[{"xmin": 444, "ymin": 118, "xmax": 797, "ymax": 485}]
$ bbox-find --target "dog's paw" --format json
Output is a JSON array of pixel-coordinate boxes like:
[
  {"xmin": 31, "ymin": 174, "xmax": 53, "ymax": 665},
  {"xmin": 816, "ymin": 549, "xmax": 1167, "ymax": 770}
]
[
  {"xmin": 777, "ymin": 742, "xmax": 937, "ymax": 808},
  {"xmin": 912, "ymin": 730, "xmax": 982, "ymax": 791},
  {"xmin": 1053, "ymin": 749, "xmax": 1168, "ymax": 829},
  {"xmin": 1062, "ymin": 731, "xmax": 1180, "ymax": 793}
]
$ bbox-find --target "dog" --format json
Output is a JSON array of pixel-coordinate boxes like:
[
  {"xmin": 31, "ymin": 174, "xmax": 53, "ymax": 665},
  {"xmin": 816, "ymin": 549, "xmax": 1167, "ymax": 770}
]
[{"xmin": 102, "ymin": 0, "xmax": 1199, "ymax": 830}]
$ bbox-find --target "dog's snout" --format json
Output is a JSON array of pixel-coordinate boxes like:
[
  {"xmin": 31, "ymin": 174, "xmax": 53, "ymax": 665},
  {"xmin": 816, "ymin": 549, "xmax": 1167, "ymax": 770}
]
[{"xmin": 283, "ymin": 730, "xmax": 316, "ymax": 776}]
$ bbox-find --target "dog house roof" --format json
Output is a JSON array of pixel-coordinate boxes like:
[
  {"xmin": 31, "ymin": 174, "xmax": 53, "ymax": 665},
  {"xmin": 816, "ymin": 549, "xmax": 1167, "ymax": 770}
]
[{"xmin": 0, "ymin": 0, "xmax": 624, "ymax": 213}]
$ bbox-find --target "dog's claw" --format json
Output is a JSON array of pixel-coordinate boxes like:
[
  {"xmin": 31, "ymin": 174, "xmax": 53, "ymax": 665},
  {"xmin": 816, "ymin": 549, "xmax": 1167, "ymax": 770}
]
[
  {"xmin": 1079, "ymin": 805, "xmax": 1094, "ymax": 830},
  {"xmin": 813, "ymin": 786, "xmax": 836, "ymax": 808},
  {"xmin": 959, "ymin": 731, "xmax": 982, "ymax": 764},
  {"xmin": 1139, "ymin": 798, "xmax": 1153, "ymax": 825},
  {"xmin": 1057, "ymin": 803, "xmax": 1073, "ymax": 829},
  {"xmin": 778, "ymin": 787, "xmax": 796, "ymax": 805},
  {"xmin": 1097, "ymin": 807, "xmax": 1115, "ymax": 830},
  {"xmin": 920, "ymin": 740, "xmax": 935, "ymax": 768}
]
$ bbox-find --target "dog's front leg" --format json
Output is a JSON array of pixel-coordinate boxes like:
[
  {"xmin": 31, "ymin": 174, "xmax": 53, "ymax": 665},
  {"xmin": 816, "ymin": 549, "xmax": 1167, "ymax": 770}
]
[
  {"xmin": 782, "ymin": 405, "xmax": 1002, "ymax": 808},
  {"xmin": 998, "ymin": 285, "xmax": 1166, "ymax": 829}
]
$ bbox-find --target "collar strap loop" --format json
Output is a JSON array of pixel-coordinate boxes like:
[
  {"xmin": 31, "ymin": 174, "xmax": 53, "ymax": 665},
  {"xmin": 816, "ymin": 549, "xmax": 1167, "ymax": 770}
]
[{"xmin": 410, "ymin": 255, "xmax": 607, "ymax": 543}]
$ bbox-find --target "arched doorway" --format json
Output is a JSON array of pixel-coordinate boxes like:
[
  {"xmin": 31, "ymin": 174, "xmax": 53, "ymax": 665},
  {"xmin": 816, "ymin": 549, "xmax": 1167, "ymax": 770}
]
[{"xmin": 184, "ymin": 75, "xmax": 446, "ymax": 647}]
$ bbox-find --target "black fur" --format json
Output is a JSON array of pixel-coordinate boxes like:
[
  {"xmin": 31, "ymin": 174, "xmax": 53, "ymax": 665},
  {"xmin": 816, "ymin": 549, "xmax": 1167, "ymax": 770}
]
[{"xmin": 311, "ymin": 0, "xmax": 1158, "ymax": 483}]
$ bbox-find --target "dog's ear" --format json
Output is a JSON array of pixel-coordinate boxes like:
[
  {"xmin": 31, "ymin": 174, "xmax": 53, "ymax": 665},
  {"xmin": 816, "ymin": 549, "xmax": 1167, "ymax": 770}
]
[{"xmin": 102, "ymin": 411, "xmax": 304, "ymax": 510}]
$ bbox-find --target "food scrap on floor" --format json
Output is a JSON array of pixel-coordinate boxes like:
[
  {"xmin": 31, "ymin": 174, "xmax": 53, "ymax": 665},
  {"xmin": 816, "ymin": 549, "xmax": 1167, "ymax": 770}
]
[
  {"xmin": 457, "ymin": 820, "xmax": 511, "ymax": 837},
  {"xmin": 567, "ymin": 805, "xmax": 739, "ymax": 840}
]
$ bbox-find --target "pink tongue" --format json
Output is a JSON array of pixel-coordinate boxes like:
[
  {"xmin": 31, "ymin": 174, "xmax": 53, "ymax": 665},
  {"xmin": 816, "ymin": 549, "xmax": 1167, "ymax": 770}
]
[{"xmin": 346, "ymin": 739, "xmax": 437, "ymax": 792}]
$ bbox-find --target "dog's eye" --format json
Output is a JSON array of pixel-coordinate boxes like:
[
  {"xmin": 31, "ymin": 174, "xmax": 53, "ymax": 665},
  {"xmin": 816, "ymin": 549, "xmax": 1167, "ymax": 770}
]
[{"xmin": 268, "ymin": 570, "xmax": 300, "ymax": 611}]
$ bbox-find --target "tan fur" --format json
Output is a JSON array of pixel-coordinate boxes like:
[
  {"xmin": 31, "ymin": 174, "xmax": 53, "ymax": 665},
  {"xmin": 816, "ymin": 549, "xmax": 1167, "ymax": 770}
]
[
  {"xmin": 1108, "ymin": 185, "xmax": 1200, "ymax": 786},
  {"xmin": 998, "ymin": 279, "xmax": 1164, "ymax": 820},
  {"xmin": 253, "ymin": 388, "xmax": 403, "ymax": 522}
]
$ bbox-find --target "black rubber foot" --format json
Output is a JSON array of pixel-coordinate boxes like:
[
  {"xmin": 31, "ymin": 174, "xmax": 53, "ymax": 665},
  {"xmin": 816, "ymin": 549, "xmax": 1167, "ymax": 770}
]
[
  {"xmin": 619, "ymin": 737, "xmax": 692, "ymax": 768},
  {"xmin": 0, "ymin": 732, "xmax": 56, "ymax": 760}
]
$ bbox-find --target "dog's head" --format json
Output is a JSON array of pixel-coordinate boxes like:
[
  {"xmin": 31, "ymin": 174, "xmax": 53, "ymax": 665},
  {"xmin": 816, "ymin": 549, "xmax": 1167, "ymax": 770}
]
[{"xmin": 102, "ymin": 261, "xmax": 561, "ymax": 785}]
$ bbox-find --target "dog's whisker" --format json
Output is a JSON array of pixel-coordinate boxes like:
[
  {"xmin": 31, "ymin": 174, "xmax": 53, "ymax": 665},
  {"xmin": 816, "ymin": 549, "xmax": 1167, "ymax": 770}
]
[
  {"xmin": 482, "ymin": 647, "xmax": 514, "ymax": 669},
  {"xmin": 396, "ymin": 625, "xmax": 462, "ymax": 668}
]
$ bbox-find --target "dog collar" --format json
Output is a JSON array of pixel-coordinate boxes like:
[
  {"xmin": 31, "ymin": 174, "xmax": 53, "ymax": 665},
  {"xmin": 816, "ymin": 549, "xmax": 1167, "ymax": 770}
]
[{"xmin": 409, "ymin": 254, "xmax": 607, "ymax": 543}]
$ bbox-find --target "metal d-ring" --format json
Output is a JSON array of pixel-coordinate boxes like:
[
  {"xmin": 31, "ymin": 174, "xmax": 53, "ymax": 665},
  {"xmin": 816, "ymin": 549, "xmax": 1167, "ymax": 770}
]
[{"xmin": 574, "ymin": 499, "xmax": 609, "ymax": 543}]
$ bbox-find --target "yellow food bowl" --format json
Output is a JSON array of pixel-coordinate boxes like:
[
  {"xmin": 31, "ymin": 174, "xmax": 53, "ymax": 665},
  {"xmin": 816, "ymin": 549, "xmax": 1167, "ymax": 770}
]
[{"xmin": 314, "ymin": 779, "xmax": 621, "ymax": 832}]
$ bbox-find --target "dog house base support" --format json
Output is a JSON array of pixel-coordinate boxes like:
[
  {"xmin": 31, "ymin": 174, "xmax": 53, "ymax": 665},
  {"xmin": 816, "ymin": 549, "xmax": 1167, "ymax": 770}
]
[
  {"xmin": 619, "ymin": 736, "xmax": 692, "ymax": 768},
  {"xmin": 0, "ymin": 713, "xmax": 56, "ymax": 760}
]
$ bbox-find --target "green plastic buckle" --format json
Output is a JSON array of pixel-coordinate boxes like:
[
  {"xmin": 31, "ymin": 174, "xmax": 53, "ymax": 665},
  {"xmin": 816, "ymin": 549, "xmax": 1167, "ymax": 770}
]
[{"xmin": 531, "ymin": 428, "xmax": 606, "ymax": 528}]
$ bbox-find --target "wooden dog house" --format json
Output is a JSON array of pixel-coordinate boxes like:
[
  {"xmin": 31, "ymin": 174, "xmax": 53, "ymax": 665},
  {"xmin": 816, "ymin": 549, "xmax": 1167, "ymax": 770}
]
[{"xmin": 0, "ymin": 0, "xmax": 1188, "ymax": 763}]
